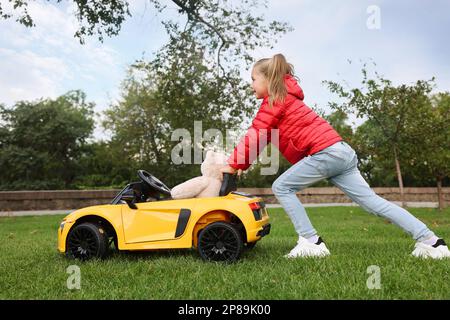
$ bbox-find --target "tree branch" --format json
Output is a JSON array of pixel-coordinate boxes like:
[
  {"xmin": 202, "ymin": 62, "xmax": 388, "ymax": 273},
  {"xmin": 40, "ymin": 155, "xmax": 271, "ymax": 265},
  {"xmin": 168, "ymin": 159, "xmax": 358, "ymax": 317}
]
[{"xmin": 170, "ymin": 0, "xmax": 229, "ymax": 76}]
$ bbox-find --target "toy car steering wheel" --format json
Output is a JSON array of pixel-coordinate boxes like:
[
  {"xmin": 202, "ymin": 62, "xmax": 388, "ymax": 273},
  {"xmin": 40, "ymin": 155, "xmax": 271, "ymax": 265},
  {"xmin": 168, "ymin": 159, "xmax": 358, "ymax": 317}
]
[{"xmin": 137, "ymin": 170, "xmax": 171, "ymax": 196}]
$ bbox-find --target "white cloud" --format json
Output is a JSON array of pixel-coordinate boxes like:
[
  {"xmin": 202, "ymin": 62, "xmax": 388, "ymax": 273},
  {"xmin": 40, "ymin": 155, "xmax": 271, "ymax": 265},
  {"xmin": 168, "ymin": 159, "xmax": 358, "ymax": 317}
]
[
  {"xmin": 0, "ymin": 48, "xmax": 70, "ymax": 104},
  {"xmin": 0, "ymin": 0, "xmax": 122, "ymax": 108}
]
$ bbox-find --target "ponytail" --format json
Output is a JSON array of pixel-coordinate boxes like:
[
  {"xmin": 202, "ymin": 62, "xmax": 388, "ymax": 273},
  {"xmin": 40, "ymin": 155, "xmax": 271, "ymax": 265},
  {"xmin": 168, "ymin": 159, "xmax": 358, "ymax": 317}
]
[{"xmin": 254, "ymin": 54, "xmax": 294, "ymax": 107}]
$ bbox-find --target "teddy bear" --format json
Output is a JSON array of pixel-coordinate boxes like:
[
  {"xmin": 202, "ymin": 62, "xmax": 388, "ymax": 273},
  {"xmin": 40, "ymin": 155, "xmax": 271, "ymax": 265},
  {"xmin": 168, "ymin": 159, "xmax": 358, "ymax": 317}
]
[{"xmin": 170, "ymin": 150, "xmax": 228, "ymax": 199}]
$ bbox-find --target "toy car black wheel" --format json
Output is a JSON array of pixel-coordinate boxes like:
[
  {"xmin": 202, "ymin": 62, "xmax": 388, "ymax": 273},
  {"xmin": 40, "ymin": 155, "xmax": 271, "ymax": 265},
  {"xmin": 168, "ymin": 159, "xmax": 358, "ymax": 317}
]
[
  {"xmin": 66, "ymin": 223, "xmax": 108, "ymax": 261},
  {"xmin": 198, "ymin": 222, "xmax": 243, "ymax": 262}
]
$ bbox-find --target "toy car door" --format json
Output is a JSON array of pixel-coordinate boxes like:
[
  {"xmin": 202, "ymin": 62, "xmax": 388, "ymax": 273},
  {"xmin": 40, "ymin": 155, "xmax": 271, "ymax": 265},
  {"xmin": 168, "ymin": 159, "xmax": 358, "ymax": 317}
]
[{"xmin": 121, "ymin": 199, "xmax": 197, "ymax": 243}]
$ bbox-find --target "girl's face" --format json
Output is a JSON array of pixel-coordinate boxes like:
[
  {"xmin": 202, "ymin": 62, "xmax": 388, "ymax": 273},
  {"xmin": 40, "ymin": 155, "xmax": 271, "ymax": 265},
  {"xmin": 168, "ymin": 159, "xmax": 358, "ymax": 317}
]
[{"xmin": 251, "ymin": 67, "xmax": 269, "ymax": 99}]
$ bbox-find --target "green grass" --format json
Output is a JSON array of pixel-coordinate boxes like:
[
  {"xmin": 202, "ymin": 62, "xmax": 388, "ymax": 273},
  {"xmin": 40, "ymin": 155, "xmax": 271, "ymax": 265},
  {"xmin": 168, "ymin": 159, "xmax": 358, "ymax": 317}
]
[{"xmin": 1, "ymin": 207, "xmax": 449, "ymax": 299}]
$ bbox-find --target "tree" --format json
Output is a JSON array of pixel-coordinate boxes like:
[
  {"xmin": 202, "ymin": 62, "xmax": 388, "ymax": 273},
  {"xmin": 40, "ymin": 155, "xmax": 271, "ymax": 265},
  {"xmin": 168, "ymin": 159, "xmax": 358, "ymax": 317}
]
[
  {"xmin": 403, "ymin": 92, "xmax": 450, "ymax": 209},
  {"xmin": 72, "ymin": 140, "xmax": 135, "ymax": 189},
  {"xmin": 0, "ymin": 90, "xmax": 94, "ymax": 189},
  {"xmin": 103, "ymin": 33, "xmax": 258, "ymax": 187},
  {"xmin": 324, "ymin": 110, "xmax": 354, "ymax": 143},
  {"xmin": 324, "ymin": 65, "xmax": 435, "ymax": 205},
  {"xmin": 351, "ymin": 118, "xmax": 397, "ymax": 186},
  {"xmin": 103, "ymin": 1, "xmax": 290, "ymax": 187}
]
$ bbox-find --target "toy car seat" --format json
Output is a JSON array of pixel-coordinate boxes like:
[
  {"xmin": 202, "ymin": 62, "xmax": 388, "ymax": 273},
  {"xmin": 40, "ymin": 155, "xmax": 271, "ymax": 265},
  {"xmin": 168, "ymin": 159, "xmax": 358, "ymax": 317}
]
[{"xmin": 219, "ymin": 173, "xmax": 237, "ymax": 196}]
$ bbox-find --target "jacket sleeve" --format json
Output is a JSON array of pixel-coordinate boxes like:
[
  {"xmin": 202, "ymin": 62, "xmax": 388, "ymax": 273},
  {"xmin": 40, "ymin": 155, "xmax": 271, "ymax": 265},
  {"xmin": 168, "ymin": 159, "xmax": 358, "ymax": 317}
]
[{"xmin": 227, "ymin": 100, "xmax": 284, "ymax": 171}]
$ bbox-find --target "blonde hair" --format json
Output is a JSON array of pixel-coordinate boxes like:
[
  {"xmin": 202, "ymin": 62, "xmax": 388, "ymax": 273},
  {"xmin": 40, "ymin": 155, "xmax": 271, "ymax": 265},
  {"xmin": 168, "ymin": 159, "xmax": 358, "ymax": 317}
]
[{"xmin": 253, "ymin": 53, "xmax": 294, "ymax": 107}]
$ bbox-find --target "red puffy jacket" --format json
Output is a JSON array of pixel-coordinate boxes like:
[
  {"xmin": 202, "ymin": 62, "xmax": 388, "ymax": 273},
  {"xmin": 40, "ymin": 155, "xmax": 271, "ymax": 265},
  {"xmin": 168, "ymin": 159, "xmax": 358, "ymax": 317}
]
[{"xmin": 227, "ymin": 75, "xmax": 342, "ymax": 170}]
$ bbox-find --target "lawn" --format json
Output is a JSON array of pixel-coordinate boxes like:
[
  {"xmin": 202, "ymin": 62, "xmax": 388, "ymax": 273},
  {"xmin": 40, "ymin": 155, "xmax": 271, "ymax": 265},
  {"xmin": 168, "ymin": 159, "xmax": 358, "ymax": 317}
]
[{"xmin": 0, "ymin": 207, "xmax": 449, "ymax": 300}]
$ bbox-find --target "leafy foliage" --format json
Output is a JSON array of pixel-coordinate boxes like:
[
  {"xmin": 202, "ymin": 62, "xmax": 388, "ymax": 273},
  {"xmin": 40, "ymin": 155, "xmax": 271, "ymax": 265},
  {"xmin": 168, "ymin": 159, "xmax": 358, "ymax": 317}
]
[
  {"xmin": 0, "ymin": 0, "xmax": 130, "ymax": 43},
  {"xmin": 1, "ymin": 2, "xmax": 447, "ymax": 191},
  {"xmin": 102, "ymin": 0, "xmax": 291, "ymax": 188},
  {"xmin": 324, "ymin": 64, "xmax": 441, "ymax": 191},
  {"xmin": 0, "ymin": 91, "xmax": 94, "ymax": 189}
]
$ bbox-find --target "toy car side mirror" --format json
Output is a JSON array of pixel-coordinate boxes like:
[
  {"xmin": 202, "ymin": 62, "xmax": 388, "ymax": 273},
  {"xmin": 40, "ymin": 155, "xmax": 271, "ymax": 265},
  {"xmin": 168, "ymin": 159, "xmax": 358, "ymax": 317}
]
[
  {"xmin": 121, "ymin": 189, "xmax": 138, "ymax": 209},
  {"xmin": 220, "ymin": 173, "xmax": 237, "ymax": 196}
]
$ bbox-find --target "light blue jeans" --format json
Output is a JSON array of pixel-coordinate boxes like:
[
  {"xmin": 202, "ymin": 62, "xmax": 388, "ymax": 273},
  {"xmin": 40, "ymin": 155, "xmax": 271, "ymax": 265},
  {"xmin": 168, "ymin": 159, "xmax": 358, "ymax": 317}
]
[{"xmin": 272, "ymin": 141, "xmax": 433, "ymax": 241}]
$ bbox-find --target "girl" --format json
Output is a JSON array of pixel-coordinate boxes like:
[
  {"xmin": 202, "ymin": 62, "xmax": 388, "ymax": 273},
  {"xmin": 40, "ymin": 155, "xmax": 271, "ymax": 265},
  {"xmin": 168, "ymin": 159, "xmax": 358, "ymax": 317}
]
[{"xmin": 221, "ymin": 53, "xmax": 450, "ymax": 259}]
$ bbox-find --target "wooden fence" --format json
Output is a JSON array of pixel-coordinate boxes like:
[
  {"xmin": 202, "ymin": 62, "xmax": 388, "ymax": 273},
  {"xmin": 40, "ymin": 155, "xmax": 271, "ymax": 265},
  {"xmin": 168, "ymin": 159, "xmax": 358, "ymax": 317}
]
[{"xmin": 0, "ymin": 187, "xmax": 448, "ymax": 211}]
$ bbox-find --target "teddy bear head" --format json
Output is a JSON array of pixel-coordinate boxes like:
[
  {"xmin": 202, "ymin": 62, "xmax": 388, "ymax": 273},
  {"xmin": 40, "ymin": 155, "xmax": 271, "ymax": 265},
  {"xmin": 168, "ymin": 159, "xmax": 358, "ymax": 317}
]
[{"xmin": 201, "ymin": 150, "xmax": 228, "ymax": 181}]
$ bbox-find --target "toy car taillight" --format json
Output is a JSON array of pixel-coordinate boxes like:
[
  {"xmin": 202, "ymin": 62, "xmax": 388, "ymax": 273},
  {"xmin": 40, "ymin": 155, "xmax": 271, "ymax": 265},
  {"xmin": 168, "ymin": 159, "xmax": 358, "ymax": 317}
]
[{"xmin": 249, "ymin": 202, "xmax": 263, "ymax": 220}]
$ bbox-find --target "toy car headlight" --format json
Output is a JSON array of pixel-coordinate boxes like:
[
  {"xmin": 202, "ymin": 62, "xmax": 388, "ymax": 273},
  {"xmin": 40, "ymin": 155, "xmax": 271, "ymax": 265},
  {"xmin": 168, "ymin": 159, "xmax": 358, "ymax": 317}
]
[{"xmin": 60, "ymin": 221, "xmax": 66, "ymax": 232}]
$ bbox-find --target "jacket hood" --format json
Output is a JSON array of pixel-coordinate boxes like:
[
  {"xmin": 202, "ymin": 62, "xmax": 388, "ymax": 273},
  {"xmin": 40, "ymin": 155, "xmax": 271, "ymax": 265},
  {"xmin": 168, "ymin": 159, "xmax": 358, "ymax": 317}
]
[{"xmin": 284, "ymin": 74, "xmax": 304, "ymax": 100}]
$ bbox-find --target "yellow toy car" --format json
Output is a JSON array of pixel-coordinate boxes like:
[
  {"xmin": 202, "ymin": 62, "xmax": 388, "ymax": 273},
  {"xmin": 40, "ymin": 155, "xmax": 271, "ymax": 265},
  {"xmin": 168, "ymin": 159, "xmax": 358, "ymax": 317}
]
[{"xmin": 58, "ymin": 170, "xmax": 270, "ymax": 262}]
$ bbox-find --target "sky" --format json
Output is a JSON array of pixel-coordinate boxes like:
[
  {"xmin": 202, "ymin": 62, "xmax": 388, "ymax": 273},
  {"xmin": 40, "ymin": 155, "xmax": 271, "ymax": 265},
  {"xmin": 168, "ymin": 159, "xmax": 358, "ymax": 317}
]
[{"xmin": 1, "ymin": 0, "xmax": 449, "ymax": 140}]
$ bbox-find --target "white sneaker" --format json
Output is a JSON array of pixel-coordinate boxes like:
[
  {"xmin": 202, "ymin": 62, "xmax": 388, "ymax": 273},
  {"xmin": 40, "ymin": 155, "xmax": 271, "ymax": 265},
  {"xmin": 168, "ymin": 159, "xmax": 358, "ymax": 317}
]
[
  {"xmin": 284, "ymin": 236, "xmax": 330, "ymax": 258},
  {"xmin": 412, "ymin": 239, "xmax": 450, "ymax": 259}
]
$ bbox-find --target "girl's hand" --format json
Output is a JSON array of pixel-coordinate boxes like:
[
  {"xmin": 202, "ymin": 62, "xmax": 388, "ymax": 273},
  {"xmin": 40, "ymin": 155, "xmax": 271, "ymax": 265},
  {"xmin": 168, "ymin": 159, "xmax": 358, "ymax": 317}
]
[{"xmin": 220, "ymin": 165, "xmax": 243, "ymax": 177}]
